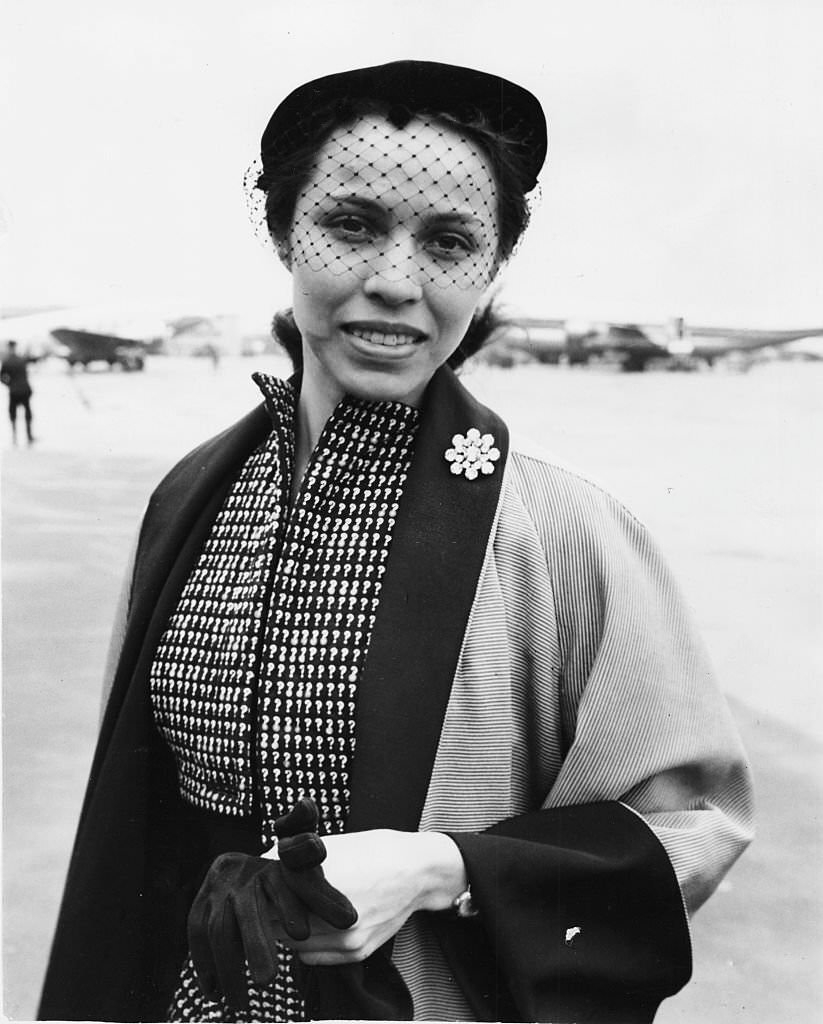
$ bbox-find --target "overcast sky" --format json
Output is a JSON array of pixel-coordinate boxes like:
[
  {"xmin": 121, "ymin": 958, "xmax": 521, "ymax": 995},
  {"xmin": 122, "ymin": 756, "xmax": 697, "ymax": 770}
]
[{"xmin": 2, "ymin": 0, "xmax": 821, "ymax": 327}]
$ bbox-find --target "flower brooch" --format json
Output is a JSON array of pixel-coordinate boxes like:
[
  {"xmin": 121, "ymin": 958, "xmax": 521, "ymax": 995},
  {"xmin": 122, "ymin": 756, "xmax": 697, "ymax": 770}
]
[{"xmin": 444, "ymin": 428, "xmax": 501, "ymax": 479}]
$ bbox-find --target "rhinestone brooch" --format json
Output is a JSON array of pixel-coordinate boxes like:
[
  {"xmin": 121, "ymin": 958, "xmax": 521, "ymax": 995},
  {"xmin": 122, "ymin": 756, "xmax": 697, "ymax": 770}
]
[{"xmin": 444, "ymin": 428, "xmax": 501, "ymax": 480}]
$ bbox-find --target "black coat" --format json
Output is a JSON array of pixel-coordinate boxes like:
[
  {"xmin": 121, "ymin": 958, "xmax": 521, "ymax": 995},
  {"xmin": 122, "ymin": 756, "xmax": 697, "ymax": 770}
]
[{"xmin": 39, "ymin": 369, "xmax": 690, "ymax": 1022}]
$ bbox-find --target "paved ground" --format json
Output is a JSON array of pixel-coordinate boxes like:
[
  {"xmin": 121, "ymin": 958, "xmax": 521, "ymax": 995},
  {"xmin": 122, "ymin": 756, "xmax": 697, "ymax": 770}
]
[{"xmin": 3, "ymin": 356, "xmax": 821, "ymax": 1020}]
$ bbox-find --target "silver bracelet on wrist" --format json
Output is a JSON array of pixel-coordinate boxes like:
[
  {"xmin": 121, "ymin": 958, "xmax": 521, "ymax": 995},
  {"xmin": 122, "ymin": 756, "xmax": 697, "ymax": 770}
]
[{"xmin": 451, "ymin": 887, "xmax": 479, "ymax": 918}]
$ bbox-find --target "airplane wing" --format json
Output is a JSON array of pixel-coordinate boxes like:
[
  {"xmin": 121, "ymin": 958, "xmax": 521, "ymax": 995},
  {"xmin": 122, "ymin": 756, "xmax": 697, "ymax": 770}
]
[{"xmin": 50, "ymin": 328, "xmax": 147, "ymax": 370}]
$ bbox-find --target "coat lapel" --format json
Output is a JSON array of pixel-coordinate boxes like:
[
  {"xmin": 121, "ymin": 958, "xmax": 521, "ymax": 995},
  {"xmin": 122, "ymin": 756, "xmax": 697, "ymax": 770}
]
[{"xmin": 346, "ymin": 367, "xmax": 509, "ymax": 833}]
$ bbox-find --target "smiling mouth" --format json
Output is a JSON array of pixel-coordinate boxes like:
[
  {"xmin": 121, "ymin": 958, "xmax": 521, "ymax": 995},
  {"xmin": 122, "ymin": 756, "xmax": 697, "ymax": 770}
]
[{"xmin": 344, "ymin": 324, "xmax": 426, "ymax": 348}]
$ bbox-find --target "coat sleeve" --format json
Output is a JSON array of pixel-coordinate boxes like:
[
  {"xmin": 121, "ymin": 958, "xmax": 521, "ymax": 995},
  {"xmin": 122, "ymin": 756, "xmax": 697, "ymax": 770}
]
[
  {"xmin": 529, "ymin": 461, "xmax": 754, "ymax": 913},
  {"xmin": 428, "ymin": 456, "xmax": 753, "ymax": 1023}
]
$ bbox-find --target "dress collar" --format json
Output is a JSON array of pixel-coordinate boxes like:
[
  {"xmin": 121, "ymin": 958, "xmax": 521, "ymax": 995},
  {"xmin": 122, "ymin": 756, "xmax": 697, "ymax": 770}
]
[{"xmin": 250, "ymin": 370, "xmax": 421, "ymax": 444}]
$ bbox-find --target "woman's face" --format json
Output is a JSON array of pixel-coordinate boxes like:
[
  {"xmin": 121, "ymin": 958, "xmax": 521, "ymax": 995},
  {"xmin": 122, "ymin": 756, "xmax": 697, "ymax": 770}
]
[{"xmin": 288, "ymin": 114, "xmax": 499, "ymax": 411}]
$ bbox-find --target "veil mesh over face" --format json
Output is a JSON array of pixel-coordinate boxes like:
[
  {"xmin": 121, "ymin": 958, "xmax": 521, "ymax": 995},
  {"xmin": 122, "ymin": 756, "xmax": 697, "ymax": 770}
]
[{"xmin": 247, "ymin": 115, "xmax": 502, "ymax": 292}]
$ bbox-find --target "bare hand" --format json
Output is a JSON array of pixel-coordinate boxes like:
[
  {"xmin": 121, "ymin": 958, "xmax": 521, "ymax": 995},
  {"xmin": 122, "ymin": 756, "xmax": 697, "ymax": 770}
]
[{"xmin": 276, "ymin": 829, "xmax": 467, "ymax": 965}]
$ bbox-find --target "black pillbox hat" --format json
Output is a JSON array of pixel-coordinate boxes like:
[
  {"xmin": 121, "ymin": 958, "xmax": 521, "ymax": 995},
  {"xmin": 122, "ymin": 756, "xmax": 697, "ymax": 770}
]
[{"xmin": 260, "ymin": 59, "xmax": 547, "ymax": 192}]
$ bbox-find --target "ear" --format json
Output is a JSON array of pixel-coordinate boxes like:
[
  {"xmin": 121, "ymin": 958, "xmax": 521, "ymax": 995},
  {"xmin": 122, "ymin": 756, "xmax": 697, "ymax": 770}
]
[
  {"xmin": 480, "ymin": 273, "xmax": 504, "ymax": 307},
  {"xmin": 483, "ymin": 243, "xmax": 509, "ymax": 290},
  {"xmin": 274, "ymin": 233, "xmax": 293, "ymax": 270}
]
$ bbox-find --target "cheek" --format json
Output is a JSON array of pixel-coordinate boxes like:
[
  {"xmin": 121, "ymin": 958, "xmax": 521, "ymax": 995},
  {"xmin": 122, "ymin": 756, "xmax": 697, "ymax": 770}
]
[
  {"xmin": 431, "ymin": 286, "xmax": 485, "ymax": 340},
  {"xmin": 291, "ymin": 264, "xmax": 346, "ymax": 329}
]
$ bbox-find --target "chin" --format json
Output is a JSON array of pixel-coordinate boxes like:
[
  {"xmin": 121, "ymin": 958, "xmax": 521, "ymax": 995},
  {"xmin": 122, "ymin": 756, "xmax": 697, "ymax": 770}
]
[{"xmin": 346, "ymin": 373, "xmax": 428, "ymax": 409}]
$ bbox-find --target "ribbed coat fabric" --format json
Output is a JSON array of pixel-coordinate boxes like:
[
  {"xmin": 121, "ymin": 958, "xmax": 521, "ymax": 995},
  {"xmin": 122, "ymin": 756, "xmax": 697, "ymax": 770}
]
[{"xmin": 391, "ymin": 437, "xmax": 753, "ymax": 1018}]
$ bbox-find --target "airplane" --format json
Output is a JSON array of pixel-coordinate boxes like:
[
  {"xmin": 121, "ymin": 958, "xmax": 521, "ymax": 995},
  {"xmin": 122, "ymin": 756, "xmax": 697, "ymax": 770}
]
[
  {"xmin": 49, "ymin": 327, "xmax": 149, "ymax": 371},
  {"xmin": 1, "ymin": 305, "xmax": 279, "ymax": 366},
  {"xmin": 486, "ymin": 316, "xmax": 823, "ymax": 371},
  {"xmin": 164, "ymin": 313, "xmax": 278, "ymax": 357},
  {"xmin": 7, "ymin": 305, "xmax": 820, "ymax": 373},
  {"xmin": 1, "ymin": 306, "xmax": 172, "ymax": 369}
]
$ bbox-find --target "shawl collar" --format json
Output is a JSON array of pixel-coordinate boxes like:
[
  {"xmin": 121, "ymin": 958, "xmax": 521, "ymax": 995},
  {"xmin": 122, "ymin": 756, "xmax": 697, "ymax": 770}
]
[{"xmin": 347, "ymin": 366, "xmax": 509, "ymax": 833}]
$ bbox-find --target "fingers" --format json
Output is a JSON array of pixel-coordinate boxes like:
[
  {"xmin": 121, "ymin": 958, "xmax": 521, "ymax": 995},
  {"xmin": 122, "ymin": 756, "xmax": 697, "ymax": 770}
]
[
  {"xmin": 273, "ymin": 796, "xmax": 319, "ymax": 838},
  {"xmin": 231, "ymin": 874, "xmax": 283, "ymax": 988},
  {"xmin": 210, "ymin": 898, "xmax": 250, "ymax": 1011},
  {"xmin": 187, "ymin": 892, "xmax": 221, "ymax": 1003},
  {"xmin": 278, "ymin": 833, "xmax": 358, "ymax": 930},
  {"xmin": 278, "ymin": 832, "xmax": 326, "ymax": 869},
  {"xmin": 288, "ymin": 925, "xmax": 385, "ymax": 963},
  {"xmin": 260, "ymin": 865, "xmax": 313, "ymax": 943},
  {"xmin": 278, "ymin": 927, "xmax": 366, "ymax": 960},
  {"xmin": 187, "ymin": 852, "xmax": 281, "ymax": 1005},
  {"xmin": 299, "ymin": 874, "xmax": 359, "ymax": 930},
  {"xmin": 297, "ymin": 949, "xmax": 363, "ymax": 966},
  {"xmin": 185, "ymin": 811, "xmax": 362, "ymax": 1008}
]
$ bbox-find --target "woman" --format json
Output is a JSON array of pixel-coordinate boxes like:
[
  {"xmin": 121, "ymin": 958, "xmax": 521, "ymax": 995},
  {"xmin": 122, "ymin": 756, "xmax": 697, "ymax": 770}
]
[{"xmin": 39, "ymin": 60, "xmax": 753, "ymax": 1023}]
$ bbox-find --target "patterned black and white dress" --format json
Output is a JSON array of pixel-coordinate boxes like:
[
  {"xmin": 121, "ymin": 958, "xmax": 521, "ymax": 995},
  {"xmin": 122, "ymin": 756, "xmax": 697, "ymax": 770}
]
[{"xmin": 149, "ymin": 374, "xmax": 420, "ymax": 1021}]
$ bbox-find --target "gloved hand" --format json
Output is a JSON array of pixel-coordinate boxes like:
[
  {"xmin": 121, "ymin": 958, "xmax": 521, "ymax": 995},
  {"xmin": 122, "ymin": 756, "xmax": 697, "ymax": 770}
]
[
  {"xmin": 187, "ymin": 798, "xmax": 357, "ymax": 1009},
  {"xmin": 272, "ymin": 794, "xmax": 320, "ymax": 839}
]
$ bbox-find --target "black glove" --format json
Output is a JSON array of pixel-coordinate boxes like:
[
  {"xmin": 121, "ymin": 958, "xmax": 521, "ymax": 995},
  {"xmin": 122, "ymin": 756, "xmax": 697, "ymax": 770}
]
[
  {"xmin": 187, "ymin": 799, "xmax": 357, "ymax": 1010},
  {"xmin": 273, "ymin": 794, "xmax": 321, "ymax": 839},
  {"xmin": 275, "ymin": 804, "xmax": 412, "ymax": 1020}
]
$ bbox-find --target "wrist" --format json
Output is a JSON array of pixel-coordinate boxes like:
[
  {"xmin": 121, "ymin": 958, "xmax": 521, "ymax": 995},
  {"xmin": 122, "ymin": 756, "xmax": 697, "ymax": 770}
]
[{"xmin": 412, "ymin": 831, "xmax": 469, "ymax": 913}]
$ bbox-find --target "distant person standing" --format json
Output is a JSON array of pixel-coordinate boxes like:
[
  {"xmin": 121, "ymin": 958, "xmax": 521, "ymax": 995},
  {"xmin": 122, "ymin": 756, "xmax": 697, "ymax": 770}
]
[
  {"xmin": 203, "ymin": 341, "xmax": 221, "ymax": 371},
  {"xmin": 1, "ymin": 341, "xmax": 35, "ymax": 445}
]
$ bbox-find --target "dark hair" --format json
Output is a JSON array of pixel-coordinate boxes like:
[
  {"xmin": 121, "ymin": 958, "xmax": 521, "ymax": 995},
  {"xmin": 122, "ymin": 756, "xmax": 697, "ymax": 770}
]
[
  {"xmin": 258, "ymin": 96, "xmax": 529, "ymax": 369},
  {"xmin": 258, "ymin": 96, "xmax": 532, "ymax": 263}
]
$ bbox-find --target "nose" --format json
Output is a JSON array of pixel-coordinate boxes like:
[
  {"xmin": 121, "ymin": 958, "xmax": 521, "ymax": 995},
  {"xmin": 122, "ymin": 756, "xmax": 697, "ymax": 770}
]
[{"xmin": 362, "ymin": 234, "xmax": 424, "ymax": 305}]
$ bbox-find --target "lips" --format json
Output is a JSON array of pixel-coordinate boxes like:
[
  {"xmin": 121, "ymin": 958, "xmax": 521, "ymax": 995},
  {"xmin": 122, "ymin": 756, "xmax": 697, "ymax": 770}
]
[{"xmin": 344, "ymin": 322, "xmax": 427, "ymax": 348}]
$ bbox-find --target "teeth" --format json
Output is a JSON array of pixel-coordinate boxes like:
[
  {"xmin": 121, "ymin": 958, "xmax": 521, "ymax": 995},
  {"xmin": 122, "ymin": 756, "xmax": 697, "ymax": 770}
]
[{"xmin": 348, "ymin": 328, "xmax": 419, "ymax": 347}]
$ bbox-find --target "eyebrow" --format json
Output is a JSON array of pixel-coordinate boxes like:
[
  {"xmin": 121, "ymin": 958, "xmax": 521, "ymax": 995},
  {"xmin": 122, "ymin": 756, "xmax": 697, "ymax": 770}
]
[
  {"xmin": 425, "ymin": 210, "xmax": 487, "ymax": 229},
  {"xmin": 324, "ymin": 192, "xmax": 487, "ymax": 227},
  {"xmin": 324, "ymin": 194, "xmax": 385, "ymax": 213}
]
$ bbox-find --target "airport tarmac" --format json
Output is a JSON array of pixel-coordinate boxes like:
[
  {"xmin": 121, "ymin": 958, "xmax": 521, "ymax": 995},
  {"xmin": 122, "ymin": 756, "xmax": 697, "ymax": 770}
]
[{"xmin": 3, "ymin": 355, "xmax": 821, "ymax": 1020}]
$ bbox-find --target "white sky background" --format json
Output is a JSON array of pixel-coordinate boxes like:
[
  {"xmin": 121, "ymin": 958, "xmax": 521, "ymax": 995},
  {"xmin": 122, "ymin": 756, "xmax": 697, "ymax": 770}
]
[{"xmin": 1, "ymin": 0, "xmax": 821, "ymax": 327}]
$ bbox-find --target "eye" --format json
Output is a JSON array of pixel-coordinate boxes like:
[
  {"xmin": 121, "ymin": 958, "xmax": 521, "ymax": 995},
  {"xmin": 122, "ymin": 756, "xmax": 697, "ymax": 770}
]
[
  {"xmin": 426, "ymin": 230, "xmax": 477, "ymax": 260},
  {"xmin": 325, "ymin": 213, "xmax": 377, "ymax": 242}
]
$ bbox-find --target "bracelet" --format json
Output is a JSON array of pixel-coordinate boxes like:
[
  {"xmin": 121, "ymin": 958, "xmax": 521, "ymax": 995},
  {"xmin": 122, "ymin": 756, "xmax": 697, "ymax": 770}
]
[{"xmin": 451, "ymin": 887, "xmax": 479, "ymax": 919}]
